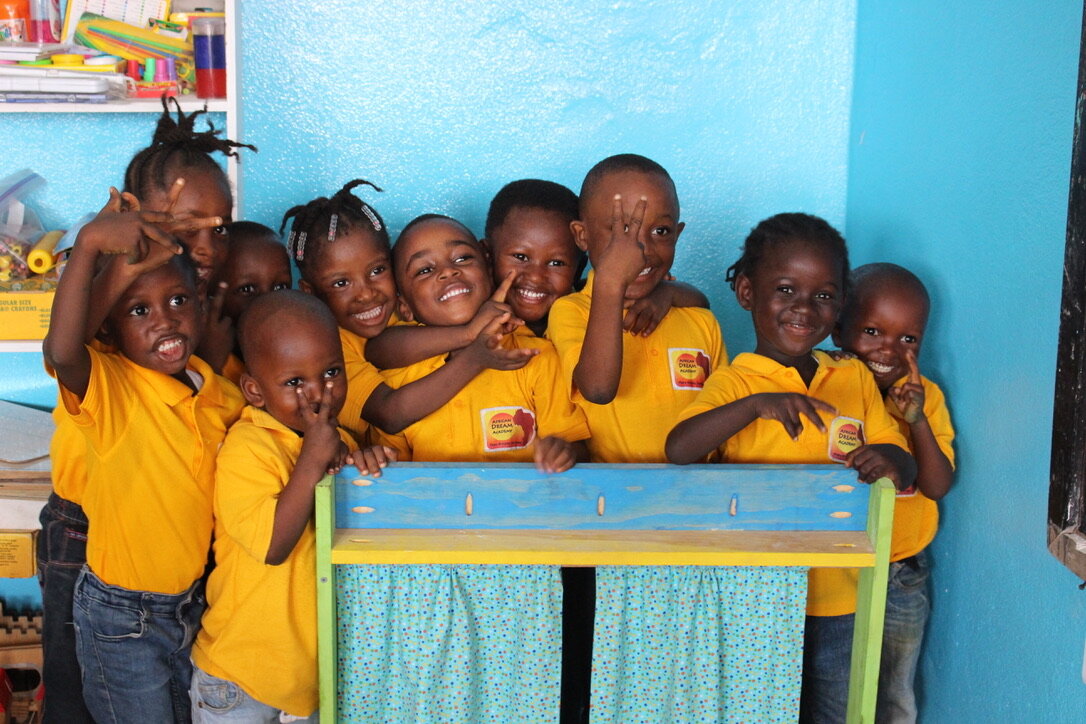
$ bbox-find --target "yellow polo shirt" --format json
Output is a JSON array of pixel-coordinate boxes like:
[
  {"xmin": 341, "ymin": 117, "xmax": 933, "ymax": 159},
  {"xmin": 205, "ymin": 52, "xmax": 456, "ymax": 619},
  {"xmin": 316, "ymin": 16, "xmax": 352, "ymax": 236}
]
[
  {"xmin": 221, "ymin": 353, "xmax": 246, "ymax": 386},
  {"xmin": 58, "ymin": 346, "xmax": 243, "ymax": 594},
  {"xmin": 193, "ymin": 406, "xmax": 354, "ymax": 716},
  {"xmin": 887, "ymin": 375, "xmax": 955, "ymax": 562},
  {"xmin": 339, "ymin": 327, "xmax": 385, "ymax": 447},
  {"xmin": 49, "ymin": 401, "xmax": 87, "ymax": 504},
  {"xmin": 546, "ymin": 271, "xmax": 726, "ymax": 463},
  {"xmin": 374, "ymin": 329, "xmax": 589, "ymax": 462},
  {"xmin": 677, "ymin": 351, "xmax": 909, "ymax": 616}
]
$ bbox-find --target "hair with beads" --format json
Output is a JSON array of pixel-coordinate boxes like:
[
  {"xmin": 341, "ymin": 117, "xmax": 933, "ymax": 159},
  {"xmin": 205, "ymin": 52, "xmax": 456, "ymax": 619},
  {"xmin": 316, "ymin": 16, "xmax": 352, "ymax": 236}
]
[
  {"xmin": 725, "ymin": 212, "xmax": 850, "ymax": 292},
  {"xmin": 279, "ymin": 179, "xmax": 390, "ymax": 282},
  {"xmin": 123, "ymin": 97, "xmax": 255, "ymax": 200}
]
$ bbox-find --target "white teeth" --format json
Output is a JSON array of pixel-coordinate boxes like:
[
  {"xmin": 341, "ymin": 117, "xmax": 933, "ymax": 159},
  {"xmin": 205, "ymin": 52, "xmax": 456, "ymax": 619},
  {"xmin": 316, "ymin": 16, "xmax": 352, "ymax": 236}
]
[
  {"xmin": 353, "ymin": 307, "xmax": 383, "ymax": 322},
  {"xmin": 157, "ymin": 338, "xmax": 182, "ymax": 353},
  {"xmin": 517, "ymin": 288, "xmax": 546, "ymax": 301},
  {"xmin": 638, "ymin": 267, "xmax": 652, "ymax": 276},
  {"xmin": 439, "ymin": 287, "xmax": 470, "ymax": 302},
  {"xmin": 867, "ymin": 361, "xmax": 894, "ymax": 374}
]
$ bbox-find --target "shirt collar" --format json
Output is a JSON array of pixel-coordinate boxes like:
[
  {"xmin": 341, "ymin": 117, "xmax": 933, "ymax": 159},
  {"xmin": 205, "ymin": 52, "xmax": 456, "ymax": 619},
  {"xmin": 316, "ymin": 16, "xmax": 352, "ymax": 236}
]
[{"xmin": 122, "ymin": 353, "xmax": 223, "ymax": 407}]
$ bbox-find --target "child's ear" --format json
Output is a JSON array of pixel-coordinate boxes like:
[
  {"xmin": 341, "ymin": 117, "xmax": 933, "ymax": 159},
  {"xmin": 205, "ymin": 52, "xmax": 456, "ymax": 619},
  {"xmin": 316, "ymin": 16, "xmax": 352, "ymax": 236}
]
[
  {"xmin": 674, "ymin": 221, "xmax": 686, "ymax": 240},
  {"xmin": 239, "ymin": 372, "xmax": 265, "ymax": 408},
  {"xmin": 299, "ymin": 279, "xmax": 313, "ymax": 295},
  {"xmin": 734, "ymin": 273, "xmax": 754, "ymax": 311},
  {"xmin": 570, "ymin": 220, "xmax": 589, "ymax": 253},
  {"xmin": 831, "ymin": 324, "xmax": 842, "ymax": 348},
  {"xmin": 396, "ymin": 294, "xmax": 414, "ymax": 323},
  {"xmin": 480, "ymin": 239, "xmax": 493, "ymax": 263},
  {"xmin": 96, "ymin": 320, "xmax": 115, "ymax": 346}
]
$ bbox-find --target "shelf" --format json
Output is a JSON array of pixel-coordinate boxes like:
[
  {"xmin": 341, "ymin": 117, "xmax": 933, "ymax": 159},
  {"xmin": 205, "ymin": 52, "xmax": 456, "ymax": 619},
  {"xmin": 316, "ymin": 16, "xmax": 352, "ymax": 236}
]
[{"xmin": 0, "ymin": 96, "xmax": 229, "ymax": 113}]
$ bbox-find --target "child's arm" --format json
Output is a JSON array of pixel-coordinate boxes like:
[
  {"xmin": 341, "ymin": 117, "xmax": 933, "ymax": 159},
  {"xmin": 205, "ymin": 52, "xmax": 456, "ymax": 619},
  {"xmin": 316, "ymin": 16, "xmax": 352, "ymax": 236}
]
[
  {"xmin": 196, "ymin": 281, "xmax": 235, "ymax": 373},
  {"xmin": 265, "ymin": 383, "xmax": 396, "ymax": 565},
  {"xmin": 364, "ymin": 274, "xmax": 522, "ymax": 369},
  {"xmin": 844, "ymin": 444, "xmax": 917, "ymax": 491},
  {"xmin": 574, "ymin": 196, "xmax": 648, "ymax": 404},
  {"xmin": 43, "ymin": 208, "xmax": 198, "ymax": 399},
  {"xmin": 886, "ymin": 351, "xmax": 953, "ymax": 499},
  {"xmin": 623, "ymin": 279, "xmax": 710, "ymax": 337},
  {"xmin": 666, "ymin": 393, "xmax": 838, "ymax": 464},
  {"xmin": 534, "ymin": 438, "xmax": 588, "ymax": 474},
  {"xmin": 362, "ymin": 313, "xmax": 538, "ymax": 432}
]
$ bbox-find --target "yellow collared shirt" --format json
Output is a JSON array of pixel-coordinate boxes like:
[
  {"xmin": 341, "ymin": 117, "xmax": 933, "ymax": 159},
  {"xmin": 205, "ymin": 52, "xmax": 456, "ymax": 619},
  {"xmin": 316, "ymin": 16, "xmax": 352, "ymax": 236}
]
[
  {"xmin": 546, "ymin": 271, "xmax": 726, "ymax": 463},
  {"xmin": 338, "ymin": 327, "xmax": 385, "ymax": 447}
]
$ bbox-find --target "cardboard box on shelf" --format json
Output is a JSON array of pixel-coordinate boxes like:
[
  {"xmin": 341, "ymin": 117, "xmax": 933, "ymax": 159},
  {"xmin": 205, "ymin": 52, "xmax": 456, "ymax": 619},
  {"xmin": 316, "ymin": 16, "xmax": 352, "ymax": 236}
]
[
  {"xmin": 0, "ymin": 270, "xmax": 56, "ymax": 342},
  {"xmin": 0, "ymin": 532, "xmax": 36, "ymax": 579}
]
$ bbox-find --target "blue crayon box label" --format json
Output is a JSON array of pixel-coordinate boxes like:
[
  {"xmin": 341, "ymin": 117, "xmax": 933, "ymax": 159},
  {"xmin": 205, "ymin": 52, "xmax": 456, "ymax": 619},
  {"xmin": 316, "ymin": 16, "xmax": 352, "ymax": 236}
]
[{"xmin": 827, "ymin": 416, "xmax": 865, "ymax": 463}]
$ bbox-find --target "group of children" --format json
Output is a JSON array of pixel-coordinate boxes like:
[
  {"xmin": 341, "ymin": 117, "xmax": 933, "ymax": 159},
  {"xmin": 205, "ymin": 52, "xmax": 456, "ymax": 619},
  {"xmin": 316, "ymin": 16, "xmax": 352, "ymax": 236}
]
[{"xmin": 36, "ymin": 100, "xmax": 954, "ymax": 723}]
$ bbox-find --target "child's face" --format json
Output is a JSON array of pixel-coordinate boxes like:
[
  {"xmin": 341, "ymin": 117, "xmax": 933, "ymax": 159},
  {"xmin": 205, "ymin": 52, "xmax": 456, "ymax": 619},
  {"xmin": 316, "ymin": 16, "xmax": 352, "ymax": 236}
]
[
  {"xmin": 487, "ymin": 207, "xmax": 580, "ymax": 324},
  {"xmin": 105, "ymin": 261, "xmax": 202, "ymax": 377},
  {"xmin": 736, "ymin": 239, "xmax": 843, "ymax": 368},
  {"xmin": 301, "ymin": 227, "xmax": 396, "ymax": 339},
  {"xmin": 241, "ymin": 319, "xmax": 346, "ymax": 432},
  {"xmin": 834, "ymin": 285, "xmax": 927, "ymax": 391},
  {"xmin": 573, "ymin": 170, "xmax": 684, "ymax": 301},
  {"xmin": 395, "ymin": 218, "xmax": 492, "ymax": 326},
  {"xmin": 218, "ymin": 240, "xmax": 292, "ymax": 322},
  {"xmin": 144, "ymin": 168, "xmax": 232, "ymax": 294}
]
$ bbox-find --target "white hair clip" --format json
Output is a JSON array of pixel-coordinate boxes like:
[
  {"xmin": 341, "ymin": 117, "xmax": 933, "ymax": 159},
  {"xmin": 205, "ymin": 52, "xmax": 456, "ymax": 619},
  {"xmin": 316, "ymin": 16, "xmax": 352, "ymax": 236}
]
[
  {"xmin": 327, "ymin": 213, "xmax": 339, "ymax": 242},
  {"xmin": 296, "ymin": 231, "xmax": 308, "ymax": 261},
  {"xmin": 361, "ymin": 204, "xmax": 383, "ymax": 232}
]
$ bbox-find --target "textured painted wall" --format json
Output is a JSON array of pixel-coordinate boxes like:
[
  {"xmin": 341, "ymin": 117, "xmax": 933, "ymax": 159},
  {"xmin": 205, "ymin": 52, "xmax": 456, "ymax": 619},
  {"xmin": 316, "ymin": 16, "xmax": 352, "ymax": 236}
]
[{"xmin": 847, "ymin": 1, "xmax": 1086, "ymax": 719}]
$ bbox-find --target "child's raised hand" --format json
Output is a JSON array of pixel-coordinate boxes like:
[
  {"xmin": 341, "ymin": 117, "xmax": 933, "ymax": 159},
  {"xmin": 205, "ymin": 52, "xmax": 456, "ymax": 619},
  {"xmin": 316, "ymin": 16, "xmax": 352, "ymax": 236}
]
[
  {"xmin": 463, "ymin": 310, "xmax": 538, "ymax": 371},
  {"xmin": 355, "ymin": 445, "xmax": 397, "ymax": 477},
  {"xmin": 623, "ymin": 282, "xmax": 671, "ymax": 336},
  {"xmin": 844, "ymin": 445, "xmax": 902, "ymax": 486},
  {"xmin": 467, "ymin": 272, "xmax": 523, "ymax": 338},
  {"xmin": 596, "ymin": 195, "xmax": 648, "ymax": 291},
  {"xmin": 750, "ymin": 392, "xmax": 838, "ymax": 441},
  {"xmin": 887, "ymin": 349, "xmax": 926, "ymax": 424},
  {"xmin": 296, "ymin": 380, "xmax": 344, "ymax": 472},
  {"xmin": 197, "ymin": 281, "xmax": 235, "ymax": 373},
  {"xmin": 533, "ymin": 435, "xmax": 577, "ymax": 474}
]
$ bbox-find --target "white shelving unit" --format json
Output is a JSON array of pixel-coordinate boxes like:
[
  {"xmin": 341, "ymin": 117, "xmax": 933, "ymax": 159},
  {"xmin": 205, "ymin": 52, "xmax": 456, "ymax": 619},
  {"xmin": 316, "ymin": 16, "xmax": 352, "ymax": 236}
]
[{"xmin": 0, "ymin": 1, "xmax": 242, "ymax": 354}]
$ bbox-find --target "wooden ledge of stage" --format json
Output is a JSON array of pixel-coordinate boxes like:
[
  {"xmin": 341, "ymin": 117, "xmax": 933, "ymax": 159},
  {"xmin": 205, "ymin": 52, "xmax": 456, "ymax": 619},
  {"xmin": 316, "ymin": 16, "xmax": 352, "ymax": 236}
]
[{"xmin": 329, "ymin": 528, "xmax": 875, "ymax": 568}]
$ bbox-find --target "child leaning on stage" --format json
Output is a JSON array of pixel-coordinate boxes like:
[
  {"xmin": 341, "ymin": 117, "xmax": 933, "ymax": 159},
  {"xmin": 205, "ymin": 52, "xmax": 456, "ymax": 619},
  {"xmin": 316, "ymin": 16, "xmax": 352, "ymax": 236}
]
[
  {"xmin": 210, "ymin": 221, "xmax": 292, "ymax": 385},
  {"xmin": 546, "ymin": 154, "xmax": 726, "ymax": 463},
  {"xmin": 43, "ymin": 205, "xmax": 242, "ymax": 723},
  {"xmin": 833, "ymin": 263, "xmax": 955, "ymax": 723},
  {"xmin": 281, "ymin": 180, "xmax": 534, "ymax": 447},
  {"xmin": 190, "ymin": 290, "xmax": 393, "ymax": 722},
  {"xmin": 665, "ymin": 213, "xmax": 917, "ymax": 724},
  {"xmin": 374, "ymin": 213, "xmax": 590, "ymax": 472}
]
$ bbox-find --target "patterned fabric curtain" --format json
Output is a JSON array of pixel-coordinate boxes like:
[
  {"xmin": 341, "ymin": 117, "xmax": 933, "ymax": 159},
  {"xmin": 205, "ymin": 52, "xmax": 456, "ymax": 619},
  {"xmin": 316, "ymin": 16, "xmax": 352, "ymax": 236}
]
[
  {"xmin": 336, "ymin": 564, "xmax": 563, "ymax": 724},
  {"xmin": 590, "ymin": 566, "xmax": 808, "ymax": 723}
]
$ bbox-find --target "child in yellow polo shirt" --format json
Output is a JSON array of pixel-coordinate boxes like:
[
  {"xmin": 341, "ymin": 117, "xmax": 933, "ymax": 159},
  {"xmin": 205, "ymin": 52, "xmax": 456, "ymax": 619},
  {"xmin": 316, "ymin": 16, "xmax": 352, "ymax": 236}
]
[
  {"xmin": 833, "ymin": 263, "xmax": 955, "ymax": 722},
  {"xmin": 210, "ymin": 221, "xmax": 292, "ymax": 385},
  {"xmin": 280, "ymin": 180, "xmax": 535, "ymax": 447},
  {"xmin": 666, "ymin": 213, "xmax": 917, "ymax": 723},
  {"xmin": 546, "ymin": 154, "xmax": 726, "ymax": 464},
  {"xmin": 43, "ymin": 205, "xmax": 242, "ymax": 722},
  {"xmin": 375, "ymin": 213, "xmax": 590, "ymax": 471},
  {"xmin": 190, "ymin": 290, "xmax": 393, "ymax": 722}
]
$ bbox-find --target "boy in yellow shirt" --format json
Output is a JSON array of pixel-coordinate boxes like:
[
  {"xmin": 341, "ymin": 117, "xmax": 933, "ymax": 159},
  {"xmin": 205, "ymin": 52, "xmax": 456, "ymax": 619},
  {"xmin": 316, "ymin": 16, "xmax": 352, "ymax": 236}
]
[
  {"xmin": 833, "ymin": 263, "xmax": 955, "ymax": 723},
  {"xmin": 546, "ymin": 154, "xmax": 726, "ymax": 463},
  {"xmin": 376, "ymin": 214, "xmax": 590, "ymax": 471},
  {"xmin": 191, "ymin": 290, "xmax": 393, "ymax": 721},
  {"xmin": 43, "ymin": 204, "xmax": 242, "ymax": 722}
]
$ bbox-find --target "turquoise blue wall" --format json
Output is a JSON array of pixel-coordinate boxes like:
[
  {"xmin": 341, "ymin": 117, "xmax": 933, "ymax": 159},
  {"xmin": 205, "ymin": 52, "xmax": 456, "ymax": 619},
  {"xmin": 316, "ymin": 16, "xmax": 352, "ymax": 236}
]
[{"xmin": 847, "ymin": 1, "xmax": 1086, "ymax": 718}]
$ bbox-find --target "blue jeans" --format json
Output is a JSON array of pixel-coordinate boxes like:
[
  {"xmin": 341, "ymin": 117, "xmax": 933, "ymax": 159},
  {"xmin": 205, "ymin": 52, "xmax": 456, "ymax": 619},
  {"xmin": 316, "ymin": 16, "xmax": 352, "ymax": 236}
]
[
  {"xmin": 73, "ymin": 566, "xmax": 206, "ymax": 724},
  {"xmin": 190, "ymin": 665, "xmax": 319, "ymax": 723},
  {"xmin": 36, "ymin": 493, "xmax": 95, "ymax": 724},
  {"xmin": 800, "ymin": 612, "xmax": 854, "ymax": 724},
  {"xmin": 877, "ymin": 552, "xmax": 929, "ymax": 724}
]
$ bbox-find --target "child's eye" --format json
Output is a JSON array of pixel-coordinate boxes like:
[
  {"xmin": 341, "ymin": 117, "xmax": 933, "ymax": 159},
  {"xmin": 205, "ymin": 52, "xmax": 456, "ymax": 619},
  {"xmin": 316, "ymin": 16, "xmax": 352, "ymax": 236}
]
[
  {"xmin": 272, "ymin": 282, "xmax": 289, "ymax": 291},
  {"xmin": 369, "ymin": 265, "xmax": 387, "ymax": 277},
  {"xmin": 330, "ymin": 278, "xmax": 349, "ymax": 289},
  {"xmin": 546, "ymin": 259, "xmax": 567, "ymax": 267},
  {"xmin": 902, "ymin": 335, "xmax": 918, "ymax": 344},
  {"xmin": 815, "ymin": 291, "xmax": 835, "ymax": 301},
  {"xmin": 512, "ymin": 253, "xmax": 529, "ymax": 262},
  {"xmin": 128, "ymin": 304, "xmax": 149, "ymax": 317},
  {"xmin": 237, "ymin": 284, "xmax": 256, "ymax": 296},
  {"xmin": 454, "ymin": 254, "xmax": 474, "ymax": 264},
  {"xmin": 414, "ymin": 265, "xmax": 434, "ymax": 277},
  {"xmin": 169, "ymin": 294, "xmax": 187, "ymax": 307},
  {"xmin": 213, "ymin": 225, "xmax": 228, "ymax": 236},
  {"xmin": 651, "ymin": 226, "xmax": 672, "ymax": 237},
  {"xmin": 863, "ymin": 327, "xmax": 879, "ymax": 336},
  {"xmin": 284, "ymin": 377, "xmax": 303, "ymax": 388},
  {"xmin": 324, "ymin": 366, "xmax": 342, "ymax": 379},
  {"xmin": 776, "ymin": 285, "xmax": 793, "ymax": 294}
]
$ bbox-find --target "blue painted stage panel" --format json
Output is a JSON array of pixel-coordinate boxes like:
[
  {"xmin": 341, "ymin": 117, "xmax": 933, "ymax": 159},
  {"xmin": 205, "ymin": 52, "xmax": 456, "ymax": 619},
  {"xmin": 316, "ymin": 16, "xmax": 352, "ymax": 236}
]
[{"xmin": 334, "ymin": 463, "xmax": 868, "ymax": 532}]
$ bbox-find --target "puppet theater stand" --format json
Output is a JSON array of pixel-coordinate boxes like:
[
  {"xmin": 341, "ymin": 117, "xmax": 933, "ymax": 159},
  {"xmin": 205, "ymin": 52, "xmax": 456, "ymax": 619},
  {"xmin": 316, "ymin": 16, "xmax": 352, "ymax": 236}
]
[{"xmin": 316, "ymin": 464, "xmax": 893, "ymax": 723}]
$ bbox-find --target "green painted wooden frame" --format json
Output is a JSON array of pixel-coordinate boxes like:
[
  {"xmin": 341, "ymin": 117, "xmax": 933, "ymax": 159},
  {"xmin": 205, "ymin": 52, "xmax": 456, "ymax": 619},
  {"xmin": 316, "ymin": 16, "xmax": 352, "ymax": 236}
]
[{"xmin": 315, "ymin": 467, "xmax": 894, "ymax": 723}]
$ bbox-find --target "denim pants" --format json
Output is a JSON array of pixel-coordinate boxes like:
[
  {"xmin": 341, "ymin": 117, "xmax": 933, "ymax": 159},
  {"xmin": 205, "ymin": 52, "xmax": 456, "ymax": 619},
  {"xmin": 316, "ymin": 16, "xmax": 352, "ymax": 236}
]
[
  {"xmin": 190, "ymin": 664, "xmax": 319, "ymax": 723},
  {"xmin": 73, "ymin": 566, "xmax": 206, "ymax": 724},
  {"xmin": 799, "ymin": 552, "xmax": 931, "ymax": 724},
  {"xmin": 36, "ymin": 493, "xmax": 95, "ymax": 724}
]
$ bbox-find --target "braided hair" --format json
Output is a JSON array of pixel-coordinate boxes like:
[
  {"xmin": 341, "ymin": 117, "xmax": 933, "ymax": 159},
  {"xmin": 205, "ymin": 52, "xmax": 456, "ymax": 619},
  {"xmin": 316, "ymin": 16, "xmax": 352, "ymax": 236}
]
[
  {"xmin": 279, "ymin": 180, "xmax": 390, "ymax": 283},
  {"xmin": 123, "ymin": 96, "xmax": 256, "ymax": 200},
  {"xmin": 725, "ymin": 212, "xmax": 850, "ymax": 293}
]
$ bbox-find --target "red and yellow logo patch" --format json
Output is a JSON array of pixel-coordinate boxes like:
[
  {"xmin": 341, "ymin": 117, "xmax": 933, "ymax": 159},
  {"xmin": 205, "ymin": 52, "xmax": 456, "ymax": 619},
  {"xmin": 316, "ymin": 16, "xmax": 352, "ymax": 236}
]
[
  {"xmin": 480, "ymin": 406, "xmax": 536, "ymax": 451},
  {"xmin": 668, "ymin": 348, "xmax": 711, "ymax": 390},
  {"xmin": 827, "ymin": 416, "xmax": 865, "ymax": 463}
]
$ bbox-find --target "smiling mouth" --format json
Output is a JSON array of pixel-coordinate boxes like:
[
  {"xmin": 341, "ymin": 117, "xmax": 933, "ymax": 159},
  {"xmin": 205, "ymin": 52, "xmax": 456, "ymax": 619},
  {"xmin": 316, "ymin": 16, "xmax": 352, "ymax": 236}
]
[
  {"xmin": 866, "ymin": 360, "xmax": 895, "ymax": 375},
  {"xmin": 514, "ymin": 287, "xmax": 548, "ymax": 303},
  {"xmin": 439, "ymin": 286, "xmax": 471, "ymax": 302},
  {"xmin": 154, "ymin": 336, "xmax": 187, "ymax": 363},
  {"xmin": 352, "ymin": 306, "xmax": 386, "ymax": 323},
  {"xmin": 637, "ymin": 267, "xmax": 653, "ymax": 277}
]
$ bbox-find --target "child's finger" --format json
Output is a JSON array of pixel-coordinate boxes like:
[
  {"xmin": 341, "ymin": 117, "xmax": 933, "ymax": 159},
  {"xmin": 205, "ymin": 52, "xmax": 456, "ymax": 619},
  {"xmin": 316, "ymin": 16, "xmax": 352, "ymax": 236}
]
[
  {"xmin": 906, "ymin": 348, "xmax": 922, "ymax": 386},
  {"xmin": 317, "ymin": 380, "xmax": 334, "ymax": 421},
  {"xmin": 207, "ymin": 281, "xmax": 228, "ymax": 321},
  {"xmin": 140, "ymin": 222, "xmax": 184, "ymax": 255},
  {"xmin": 296, "ymin": 386, "xmax": 316, "ymax": 422},
  {"xmin": 777, "ymin": 411, "xmax": 802, "ymax": 441},
  {"xmin": 120, "ymin": 191, "xmax": 141, "ymax": 212},
  {"xmin": 611, "ymin": 194, "xmax": 624, "ymax": 234},
  {"xmin": 100, "ymin": 187, "xmax": 122, "ymax": 214},
  {"xmin": 627, "ymin": 196, "xmax": 648, "ymax": 236},
  {"xmin": 164, "ymin": 177, "xmax": 186, "ymax": 213},
  {"xmin": 170, "ymin": 215, "xmax": 224, "ymax": 234},
  {"xmin": 491, "ymin": 271, "xmax": 515, "ymax": 303}
]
